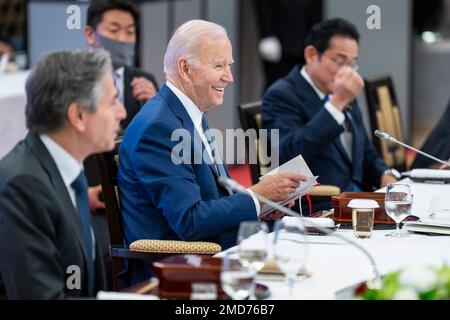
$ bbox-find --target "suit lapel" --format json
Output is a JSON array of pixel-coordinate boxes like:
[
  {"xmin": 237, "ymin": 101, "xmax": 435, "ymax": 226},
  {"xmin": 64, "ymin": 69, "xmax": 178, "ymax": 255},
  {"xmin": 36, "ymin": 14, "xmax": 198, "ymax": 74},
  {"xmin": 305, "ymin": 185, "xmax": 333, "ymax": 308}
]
[
  {"xmin": 348, "ymin": 106, "xmax": 363, "ymax": 173},
  {"xmin": 159, "ymin": 85, "xmax": 220, "ymax": 177},
  {"xmin": 24, "ymin": 132, "xmax": 90, "ymax": 264},
  {"xmin": 333, "ymin": 136, "xmax": 352, "ymax": 166},
  {"xmin": 293, "ymin": 67, "xmax": 353, "ymax": 167}
]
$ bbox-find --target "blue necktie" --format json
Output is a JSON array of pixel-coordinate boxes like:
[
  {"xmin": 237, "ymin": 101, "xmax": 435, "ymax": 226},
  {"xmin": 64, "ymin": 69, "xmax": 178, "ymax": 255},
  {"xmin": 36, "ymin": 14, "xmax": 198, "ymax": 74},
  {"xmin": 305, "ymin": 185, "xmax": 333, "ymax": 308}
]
[
  {"xmin": 71, "ymin": 171, "xmax": 95, "ymax": 295},
  {"xmin": 201, "ymin": 114, "xmax": 233, "ymax": 195}
]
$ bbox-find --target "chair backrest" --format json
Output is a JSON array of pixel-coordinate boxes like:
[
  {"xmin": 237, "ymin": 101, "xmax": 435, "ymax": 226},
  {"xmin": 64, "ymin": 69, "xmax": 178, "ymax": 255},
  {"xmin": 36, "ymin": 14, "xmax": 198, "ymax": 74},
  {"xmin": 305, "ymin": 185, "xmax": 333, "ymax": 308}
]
[
  {"xmin": 237, "ymin": 101, "xmax": 271, "ymax": 184},
  {"xmin": 364, "ymin": 75, "xmax": 407, "ymax": 171},
  {"xmin": 94, "ymin": 138, "xmax": 123, "ymax": 248}
]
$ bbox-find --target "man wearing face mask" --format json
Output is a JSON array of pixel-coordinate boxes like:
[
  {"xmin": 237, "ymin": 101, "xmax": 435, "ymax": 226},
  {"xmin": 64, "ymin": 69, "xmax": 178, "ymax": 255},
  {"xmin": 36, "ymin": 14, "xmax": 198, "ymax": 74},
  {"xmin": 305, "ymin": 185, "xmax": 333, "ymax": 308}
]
[
  {"xmin": 82, "ymin": 2, "xmax": 159, "ymax": 284},
  {"xmin": 84, "ymin": 0, "xmax": 158, "ymax": 129}
]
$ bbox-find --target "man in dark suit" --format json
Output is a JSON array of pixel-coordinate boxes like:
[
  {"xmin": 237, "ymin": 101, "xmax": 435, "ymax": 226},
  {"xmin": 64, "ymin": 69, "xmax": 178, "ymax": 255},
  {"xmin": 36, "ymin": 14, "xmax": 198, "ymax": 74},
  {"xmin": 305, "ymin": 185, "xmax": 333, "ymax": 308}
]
[
  {"xmin": 85, "ymin": 0, "xmax": 158, "ymax": 129},
  {"xmin": 83, "ymin": 1, "xmax": 160, "ymax": 275},
  {"xmin": 262, "ymin": 18, "xmax": 397, "ymax": 213},
  {"xmin": 0, "ymin": 50, "xmax": 126, "ymax": 299},
  {"xmin": 412, "ymin": 99, "xmax": 450, "ymax": 169},
  {"xmin": 118, "ymin": 19, "xmax": 306, "ymax": 284},
  {"xmin": 253, "ymin": 0, "xmax": 323, "ymax": 88}
]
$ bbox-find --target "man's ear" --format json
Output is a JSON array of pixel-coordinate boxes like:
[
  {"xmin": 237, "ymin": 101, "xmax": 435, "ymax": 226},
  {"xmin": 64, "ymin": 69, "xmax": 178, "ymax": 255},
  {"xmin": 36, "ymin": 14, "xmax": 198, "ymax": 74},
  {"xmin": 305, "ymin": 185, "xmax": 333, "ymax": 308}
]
[
  {"xmin": 84, "ymin": 26, "xmax": 97, "ymax": 47},
  {"xmin": 178, "ymin": 59, "xmax": 191, "ymax": 82},
  {"xmin": 67, "ymin": 102, "xmax": 86, "ymax": 132},
  {"xmin": 304, "ymin": 45, "xmax": 318, "ymax": 65}
]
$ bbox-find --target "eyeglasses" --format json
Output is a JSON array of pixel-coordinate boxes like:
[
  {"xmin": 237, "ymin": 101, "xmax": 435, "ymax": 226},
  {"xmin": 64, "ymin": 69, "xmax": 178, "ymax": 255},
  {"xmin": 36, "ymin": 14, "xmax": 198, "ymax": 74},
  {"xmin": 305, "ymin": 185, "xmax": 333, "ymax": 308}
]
[{"xmin": 323, "ymin": 54, "xmax": 359, "ymax": 71}]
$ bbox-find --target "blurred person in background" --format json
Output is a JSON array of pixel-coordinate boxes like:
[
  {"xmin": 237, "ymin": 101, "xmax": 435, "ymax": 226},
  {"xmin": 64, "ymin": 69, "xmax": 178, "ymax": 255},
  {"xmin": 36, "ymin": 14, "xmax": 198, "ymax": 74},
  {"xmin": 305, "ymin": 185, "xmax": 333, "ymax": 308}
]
[{"xmin": 253, "ymin": 0, "xmax": 322, "ymax": 89}]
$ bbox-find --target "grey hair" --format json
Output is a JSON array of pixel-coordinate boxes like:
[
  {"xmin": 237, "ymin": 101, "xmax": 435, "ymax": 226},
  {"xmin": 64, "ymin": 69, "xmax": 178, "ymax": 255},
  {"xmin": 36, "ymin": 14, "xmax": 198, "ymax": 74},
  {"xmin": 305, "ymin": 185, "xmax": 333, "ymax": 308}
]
[
  {"xmin": 163, "ymin": 19, "xmax": 227, "ymax": 78},
  {"xmin": 25, "ymin": 50, "xmax": 112, "ymax": 134}
]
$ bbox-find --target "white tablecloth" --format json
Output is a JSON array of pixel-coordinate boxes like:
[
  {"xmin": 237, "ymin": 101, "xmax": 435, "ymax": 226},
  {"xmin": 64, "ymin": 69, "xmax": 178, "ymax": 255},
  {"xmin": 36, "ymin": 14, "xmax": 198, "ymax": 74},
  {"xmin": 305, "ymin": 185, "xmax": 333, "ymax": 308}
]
[
  {"xmin": 0, "ymin": 71, "xmax": 29, "ymax": 159},
  {"xmin": 221, "ymin": 179, "xmax": 450, "ymax": 300}
]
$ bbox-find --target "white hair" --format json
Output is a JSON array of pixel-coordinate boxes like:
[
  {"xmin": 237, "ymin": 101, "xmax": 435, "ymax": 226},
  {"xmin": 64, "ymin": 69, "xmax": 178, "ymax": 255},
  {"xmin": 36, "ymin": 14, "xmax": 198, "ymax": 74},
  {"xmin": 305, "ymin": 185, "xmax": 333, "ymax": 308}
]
[{"xmin": 163, "ymin": 19, "xmax": 228, "ymax": 78}]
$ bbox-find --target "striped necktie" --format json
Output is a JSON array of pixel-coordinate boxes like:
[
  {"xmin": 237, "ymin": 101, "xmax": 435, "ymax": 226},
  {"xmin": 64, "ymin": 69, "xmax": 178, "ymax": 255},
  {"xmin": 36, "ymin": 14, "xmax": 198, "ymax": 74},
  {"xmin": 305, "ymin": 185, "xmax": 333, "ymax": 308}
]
[{"xmin": 201, "ymin": 114, "xmax": 233, "ymax": 195}]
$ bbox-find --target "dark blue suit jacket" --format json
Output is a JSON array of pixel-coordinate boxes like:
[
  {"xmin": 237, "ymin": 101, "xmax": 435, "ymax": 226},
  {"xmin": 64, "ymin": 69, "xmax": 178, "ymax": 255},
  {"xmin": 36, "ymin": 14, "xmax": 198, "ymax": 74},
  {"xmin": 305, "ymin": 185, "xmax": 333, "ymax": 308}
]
[
  {"xmin": 262, "ymin": 65, "xmax": 387, "ymax": 211},
  {"xmin": 118, "ymin": 84, "xmax": 257, "ymax": 282}
]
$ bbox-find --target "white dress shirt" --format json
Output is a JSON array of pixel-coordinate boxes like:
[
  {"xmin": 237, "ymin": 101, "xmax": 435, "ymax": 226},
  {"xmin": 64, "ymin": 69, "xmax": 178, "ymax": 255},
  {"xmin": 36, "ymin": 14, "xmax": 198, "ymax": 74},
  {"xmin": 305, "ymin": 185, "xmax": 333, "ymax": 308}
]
[
  {"xmin": 300, "ymin": 67, "xmax": 353, "ymax": 160},
  {"xmin": 165, "ymin": 81, "xmax": 261, "ymax": 216},
  {"xmin": 114, "ymin": 67, "xmax": 125, "ymax": 104},
  {"xmin": 40, "ymin": 134, "xmax": 96, "ymax": 260}
]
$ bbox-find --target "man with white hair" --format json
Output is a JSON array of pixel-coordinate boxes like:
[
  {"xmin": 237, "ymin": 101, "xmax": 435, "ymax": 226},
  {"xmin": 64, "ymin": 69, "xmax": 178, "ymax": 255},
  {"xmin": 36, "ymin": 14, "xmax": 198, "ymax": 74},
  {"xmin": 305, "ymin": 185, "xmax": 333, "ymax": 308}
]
[
  {"xmin": 0, "ymin": 50, "xmax": 126, "ymax": 298},
  {"xmin": 118, "ymin": 19, "xmax": 306, "ymax": 284}
]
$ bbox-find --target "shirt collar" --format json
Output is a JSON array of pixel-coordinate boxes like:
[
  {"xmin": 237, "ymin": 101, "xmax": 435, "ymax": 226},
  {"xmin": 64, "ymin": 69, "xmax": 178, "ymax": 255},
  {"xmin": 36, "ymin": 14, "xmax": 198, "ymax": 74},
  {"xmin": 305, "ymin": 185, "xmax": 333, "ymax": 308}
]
[
  {"xmin": 165, "ymin": 80, "xmax": 204, "ymax": 130},
  {"xmin": 300, "ymin": 66, "xmax": 327, "ymax": 101},
  {"xmin": 114, "ymin": 66, "xmax": 124, "ymax": 78},
  {"xmin": 39, "ymin": 134, "xmax": 82, "ymax": 187}
]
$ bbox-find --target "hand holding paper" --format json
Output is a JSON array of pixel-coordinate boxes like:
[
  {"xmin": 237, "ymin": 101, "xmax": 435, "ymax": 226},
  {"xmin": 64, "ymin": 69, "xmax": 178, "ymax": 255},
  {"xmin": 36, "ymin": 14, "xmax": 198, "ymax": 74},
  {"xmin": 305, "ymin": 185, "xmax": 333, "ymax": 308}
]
[
  {"xmin": 258, "ymin": 155, "xmax": 318, "ymax": 217},
  {"xmin": 250, "ymin": 172, "xmax": 307, "ymax": 202}
]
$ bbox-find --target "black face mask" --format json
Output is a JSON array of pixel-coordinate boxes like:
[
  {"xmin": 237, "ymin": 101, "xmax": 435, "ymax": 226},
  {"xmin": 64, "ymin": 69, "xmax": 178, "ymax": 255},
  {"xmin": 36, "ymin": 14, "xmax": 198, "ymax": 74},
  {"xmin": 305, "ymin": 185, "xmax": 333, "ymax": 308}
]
[{"xmin": 92, "ymin": 33, "xmax": 135, "ymax": 68}]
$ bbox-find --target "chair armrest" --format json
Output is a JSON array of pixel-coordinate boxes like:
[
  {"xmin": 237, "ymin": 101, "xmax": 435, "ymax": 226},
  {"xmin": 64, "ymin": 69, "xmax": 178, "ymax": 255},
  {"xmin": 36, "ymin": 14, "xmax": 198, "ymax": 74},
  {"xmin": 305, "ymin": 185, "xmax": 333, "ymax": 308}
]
[
  {"xmin": 308, "ymin": 185, "xmax": 341, "ymax": 197},
  {"xmin": 110, "ymin": 245, "xmax": 174, "ymax": 260},
  {"xmin": 129, "ymin": 240, "xmax": 222, "ymax": 255}
]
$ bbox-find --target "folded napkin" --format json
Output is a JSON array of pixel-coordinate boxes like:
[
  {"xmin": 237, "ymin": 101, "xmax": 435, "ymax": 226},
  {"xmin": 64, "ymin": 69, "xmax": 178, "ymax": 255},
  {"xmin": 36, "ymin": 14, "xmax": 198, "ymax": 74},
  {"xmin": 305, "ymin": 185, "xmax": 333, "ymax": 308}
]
[{"xmin": 282, "ymin": 216, "xmax": 335, "ymax": 228}]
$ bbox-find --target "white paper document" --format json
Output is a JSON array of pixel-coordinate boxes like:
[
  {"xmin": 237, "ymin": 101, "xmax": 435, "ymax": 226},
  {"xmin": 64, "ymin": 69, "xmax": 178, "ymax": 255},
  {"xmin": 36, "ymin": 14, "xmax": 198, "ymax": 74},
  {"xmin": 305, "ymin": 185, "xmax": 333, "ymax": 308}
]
[
  {"xmin": 403, "ymin": 218, "xmax": 450, "ymax": 235},
  {"xmin": 259, "ymin": 155, "xmax": 318, "ymax": 217}
]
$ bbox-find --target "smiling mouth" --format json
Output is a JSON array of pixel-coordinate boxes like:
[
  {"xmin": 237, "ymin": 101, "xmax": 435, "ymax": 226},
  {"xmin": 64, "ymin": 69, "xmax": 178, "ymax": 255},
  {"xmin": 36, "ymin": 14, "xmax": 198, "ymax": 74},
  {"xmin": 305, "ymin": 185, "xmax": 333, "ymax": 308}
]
[{"xmin": 212, "ymin": 86, "xmax": 225, "ymax": 92}]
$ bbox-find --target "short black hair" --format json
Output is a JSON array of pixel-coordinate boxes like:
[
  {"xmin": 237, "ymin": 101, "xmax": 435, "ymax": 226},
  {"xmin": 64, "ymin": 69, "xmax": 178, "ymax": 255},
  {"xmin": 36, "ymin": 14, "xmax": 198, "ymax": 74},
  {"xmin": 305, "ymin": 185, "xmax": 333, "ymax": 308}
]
[
  {"xmin": 304, "ymin": 18, "xmax": 360, "ymax": 54},
  {"xmin": 87, "ymin": 0, "xmax": 139, "ymax": 30}
]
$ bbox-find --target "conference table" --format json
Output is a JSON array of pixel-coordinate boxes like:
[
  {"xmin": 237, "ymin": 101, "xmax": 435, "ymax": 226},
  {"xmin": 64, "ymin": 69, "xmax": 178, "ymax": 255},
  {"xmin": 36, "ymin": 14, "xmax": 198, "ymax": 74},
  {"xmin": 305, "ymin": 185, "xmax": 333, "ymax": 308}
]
[
  {"xmin": 0, "ymin": 71, "xmax": 29, "ymax": 159},
  {"xmin": 226, "ymin": 179, "xmax": 450, "ymax": 300}
]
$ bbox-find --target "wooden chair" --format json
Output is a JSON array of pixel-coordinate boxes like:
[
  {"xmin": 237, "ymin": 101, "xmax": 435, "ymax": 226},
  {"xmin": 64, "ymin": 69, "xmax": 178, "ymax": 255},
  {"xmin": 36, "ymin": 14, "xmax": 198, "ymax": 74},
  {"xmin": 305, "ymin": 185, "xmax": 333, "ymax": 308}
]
[
  {"xmin": 236, "ymin": 101, "xmax": 340, "ymax": 201},
  {"xmin": 364, "ymin": 75, "xmax": 407, "ymax": 171},
  {"xmin": 95, "ymin": 138, "xmax": 221, "ymax": 291}
]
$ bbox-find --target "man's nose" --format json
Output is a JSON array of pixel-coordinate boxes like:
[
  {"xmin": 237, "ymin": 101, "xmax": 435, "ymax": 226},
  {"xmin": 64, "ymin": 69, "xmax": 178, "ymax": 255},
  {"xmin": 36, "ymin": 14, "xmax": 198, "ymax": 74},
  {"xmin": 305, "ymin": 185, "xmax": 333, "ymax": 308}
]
[
  {"xmin": 117, "ymin": 101, "xmax": 127, "ymax": 120},
  {"xmin": 223, "ymin": 68, "xmax": 233, "ymax": 83}
]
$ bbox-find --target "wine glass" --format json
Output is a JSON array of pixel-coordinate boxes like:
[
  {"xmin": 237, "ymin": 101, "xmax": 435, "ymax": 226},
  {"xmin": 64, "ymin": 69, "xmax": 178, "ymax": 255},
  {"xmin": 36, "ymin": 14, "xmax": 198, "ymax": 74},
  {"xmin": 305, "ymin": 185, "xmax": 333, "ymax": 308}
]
[
  {"xmin": 272, "ymin": 217, "xmax": 308, "ymax": 298},
  {"xmin": 237, "ymin": 221, "xmax": 269, "ymax": 299},
  {"xmin": 220, "ymin": 251, "xmax": 255, "ymax": 300},
  {"xmin": 384, "ymin": 184, "xmax": 412, "ymax": 237}
]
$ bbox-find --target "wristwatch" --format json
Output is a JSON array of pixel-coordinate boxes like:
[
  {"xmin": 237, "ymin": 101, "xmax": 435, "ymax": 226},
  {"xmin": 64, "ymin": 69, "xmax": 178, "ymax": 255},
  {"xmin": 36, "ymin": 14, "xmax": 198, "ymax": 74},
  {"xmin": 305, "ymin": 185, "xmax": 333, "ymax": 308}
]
[{"xmin": 383, "ymin": 168, "xmax": 401, "ymax": 179}]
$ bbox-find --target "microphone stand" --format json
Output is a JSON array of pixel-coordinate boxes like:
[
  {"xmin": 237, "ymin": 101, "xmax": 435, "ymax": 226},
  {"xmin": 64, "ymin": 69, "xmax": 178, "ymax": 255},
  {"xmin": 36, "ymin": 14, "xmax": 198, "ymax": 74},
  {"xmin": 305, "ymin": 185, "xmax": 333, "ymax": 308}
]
[
  {"xmin": 374, "ymin": 130, "xmax": 450, "ymax": 168},
  {"xmin": 218, "ymin": 177, "xmax": 381, "ymax": 290}
]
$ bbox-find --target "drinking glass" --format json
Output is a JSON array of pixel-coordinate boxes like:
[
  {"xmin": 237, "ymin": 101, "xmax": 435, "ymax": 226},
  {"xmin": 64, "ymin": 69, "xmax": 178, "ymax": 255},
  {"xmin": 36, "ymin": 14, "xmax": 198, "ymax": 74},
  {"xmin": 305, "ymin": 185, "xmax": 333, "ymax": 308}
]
[
  {"xmin": 237, "ymin": 221, "xmax": 269, "ymax": 271},
  {"xmin": 237, "ymin": 221, "xmax": 269, "ymax": 299},
  {"xmin": 272, "ymin": 218, "xmax": 308, "ymax": 298},
  {"xmin": 384, "ymin": 184, "xmax": 412, "ymax": 237},
  {"xmin": 220, "ymin": 251, "xmax": 255, "ymax": 300}
]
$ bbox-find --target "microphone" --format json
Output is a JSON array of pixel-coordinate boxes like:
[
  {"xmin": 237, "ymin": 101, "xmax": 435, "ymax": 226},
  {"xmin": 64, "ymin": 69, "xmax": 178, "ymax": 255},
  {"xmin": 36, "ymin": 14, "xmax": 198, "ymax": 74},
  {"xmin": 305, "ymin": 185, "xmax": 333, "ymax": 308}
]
[
  {"xmin": 218, "ymin": 176, "xmax": 381, "ymax": 289},
  {"xmin": 374, "ymin": 130, "xmax": 450, "ymax": 168}
]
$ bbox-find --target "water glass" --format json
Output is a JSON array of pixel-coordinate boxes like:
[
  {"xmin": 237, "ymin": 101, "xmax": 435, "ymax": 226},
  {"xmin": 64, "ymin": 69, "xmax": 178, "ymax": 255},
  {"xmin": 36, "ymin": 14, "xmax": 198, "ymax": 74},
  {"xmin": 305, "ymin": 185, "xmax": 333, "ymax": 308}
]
[
  {"xmin": 273, "ymin": 217, "xmax": 308, "ymax": 298},
  {"xmin": 384, "ymin": 184, "xmax": 412, "ymax": 237},
  {"xmin": 220, "ymin": 251, "xmax": 255, "ymax": 300}
]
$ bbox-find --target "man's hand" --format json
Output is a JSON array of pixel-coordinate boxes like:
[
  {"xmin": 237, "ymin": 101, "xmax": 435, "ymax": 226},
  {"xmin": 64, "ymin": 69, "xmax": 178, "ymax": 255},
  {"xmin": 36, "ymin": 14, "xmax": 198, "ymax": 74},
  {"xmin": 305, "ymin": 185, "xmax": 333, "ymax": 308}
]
[
  {"xmin": 131, "ymin": 77, "xmax": 157, "ymax": 102},
  {"xmin": 330, "ymin": 66, "xmax": 364, "ymax": 110},
  {"xmin": 250, "ymin": 173, "xmax": 307, "ymax": 204},
  {"xmin": 88, "ymin": 185, "xmax": 105, "ymax": 212},
  {"xmin": 380, "ymin": 173, "xmax": 397, "ymax": 188},
  {"xmin": 0, "ymin": 41, "xmax": 13, "ymax": 57}
]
